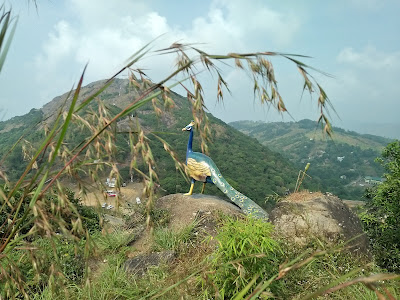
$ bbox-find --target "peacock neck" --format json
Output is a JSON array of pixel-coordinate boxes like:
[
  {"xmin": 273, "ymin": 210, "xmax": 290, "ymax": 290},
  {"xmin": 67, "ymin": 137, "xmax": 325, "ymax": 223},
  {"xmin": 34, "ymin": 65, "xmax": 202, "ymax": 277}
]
[{"xmin": 186, "ymin": 129, "xmax": 193, "ymax": 161}]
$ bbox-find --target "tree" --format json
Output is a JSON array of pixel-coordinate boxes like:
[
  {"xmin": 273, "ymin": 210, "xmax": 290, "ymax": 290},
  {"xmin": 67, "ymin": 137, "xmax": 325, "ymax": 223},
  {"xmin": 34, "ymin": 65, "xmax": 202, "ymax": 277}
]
[{"xmin": 360, "ymin": 141, "xmax": 400, "ymax": 273}]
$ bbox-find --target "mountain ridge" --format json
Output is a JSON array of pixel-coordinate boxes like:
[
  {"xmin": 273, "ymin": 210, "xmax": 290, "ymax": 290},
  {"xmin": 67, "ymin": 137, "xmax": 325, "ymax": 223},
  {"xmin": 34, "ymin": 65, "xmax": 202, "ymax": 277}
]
[
  {"xmin": 0, "ymin": 78, "xmax": 306, "ymax": 210},
  {"xmin": 230, "ymin": 119, "xmax": 391, "ymax": 200}
]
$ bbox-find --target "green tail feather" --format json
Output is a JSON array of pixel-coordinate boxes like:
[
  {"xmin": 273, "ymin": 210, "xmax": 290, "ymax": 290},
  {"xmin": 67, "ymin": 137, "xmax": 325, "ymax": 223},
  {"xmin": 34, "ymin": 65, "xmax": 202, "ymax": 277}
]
[{"xmin": 209, "ymin": 166, "xmax": 269, "ymax": 220}]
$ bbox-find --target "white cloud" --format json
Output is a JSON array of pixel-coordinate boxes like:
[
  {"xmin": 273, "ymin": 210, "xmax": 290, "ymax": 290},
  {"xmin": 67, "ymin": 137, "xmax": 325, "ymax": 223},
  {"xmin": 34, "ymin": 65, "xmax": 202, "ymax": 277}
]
[
  {"xmin": 349, "ymin": 0, "xmax": 382, "ymax": 11},
  {"xmin": 325, "ymin": 45, "xmax": 400, "ymax": 124},
  {"xmin": 33, "ymin": 10, "xmax": 176, "ymax": 93},
  {"xmin": 68, "ymin": 0, "xmax": 150, "ymax": 30},
  {"xmin": 189, "ymin": 0, "xmax": 301, "ymax": 52},
  {"xmin": 337, "ymin": 46, "xmax": 400, "ymax": 70},
  {"xmin": 32, "ymin": 0, "xmax": 302, "ymax": 111},
  {"xmin": 35, "ymin": 20, "xmax": 75, "ymax": 71}
]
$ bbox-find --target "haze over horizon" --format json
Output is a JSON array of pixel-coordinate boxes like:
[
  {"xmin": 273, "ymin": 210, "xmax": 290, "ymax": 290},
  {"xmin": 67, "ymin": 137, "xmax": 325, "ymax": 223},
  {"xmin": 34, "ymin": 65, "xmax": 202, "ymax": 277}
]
[{"xmin": 1, "ymin": 0, "xmax": 400, "ymax": 138}]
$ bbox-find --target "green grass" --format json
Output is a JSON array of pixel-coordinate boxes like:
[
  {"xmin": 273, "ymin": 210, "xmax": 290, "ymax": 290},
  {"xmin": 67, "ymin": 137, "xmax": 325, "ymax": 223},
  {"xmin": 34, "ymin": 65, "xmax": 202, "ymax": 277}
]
[
  {"xmin": 152, "ymin": 221, "xmax": 199, "ymax": 252},
  {"xmin": 25, "ymin": 214, "xmax": 400, "ymax": 300},
  {"xmin": 202, "ymin": 215, "xmax": 283, "ymax": 298}
]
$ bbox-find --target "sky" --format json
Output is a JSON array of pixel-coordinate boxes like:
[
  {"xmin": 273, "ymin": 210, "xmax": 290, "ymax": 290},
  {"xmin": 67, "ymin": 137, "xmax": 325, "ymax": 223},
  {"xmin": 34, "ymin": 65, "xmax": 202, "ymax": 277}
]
[{"xmin": 1, "ymin": 0, "xmax": 400, "ymax": 138}]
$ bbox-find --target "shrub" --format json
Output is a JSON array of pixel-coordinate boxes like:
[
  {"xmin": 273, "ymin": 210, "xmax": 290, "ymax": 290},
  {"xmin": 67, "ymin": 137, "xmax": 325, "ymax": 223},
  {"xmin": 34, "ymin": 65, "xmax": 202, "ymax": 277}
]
[
  {"xmin": 63, "ymin": 189, "xmax": 102, "ymax": 234},
  {"xmin": 360, "ymin": 141, "xmax": 400, "ymax": 273},
  {"xmin": 205, "ymin": 216, "xmax": 282, "ymax": 298},
  {"xmin": 0, "ymin": 186, "xmax": 101, "ymax": 237},
  {"xmin": 1, "ymin": 237, "xmax": 87, "ymax": 298}
]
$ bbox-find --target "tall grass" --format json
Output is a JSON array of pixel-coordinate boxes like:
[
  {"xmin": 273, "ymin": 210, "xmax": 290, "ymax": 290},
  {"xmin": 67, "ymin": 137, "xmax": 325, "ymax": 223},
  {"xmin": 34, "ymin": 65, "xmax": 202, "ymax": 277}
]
[
  {"xmin": 202, "ymin": 216, "xmax": 283, "ymax": 298},
  {"xmin": 153, "ymin": 221, "xmax": 199, "ymax": 252},
  {"xmin": 2, "ymin": 3, "xmax": 399, "ymax": 299}
]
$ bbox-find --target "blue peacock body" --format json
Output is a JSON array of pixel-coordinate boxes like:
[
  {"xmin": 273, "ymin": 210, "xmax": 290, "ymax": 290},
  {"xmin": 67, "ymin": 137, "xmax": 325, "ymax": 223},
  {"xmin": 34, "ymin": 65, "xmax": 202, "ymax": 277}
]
[{"xmin": 182, "ymin": 121, "xmax": 269, "ymax": 220}]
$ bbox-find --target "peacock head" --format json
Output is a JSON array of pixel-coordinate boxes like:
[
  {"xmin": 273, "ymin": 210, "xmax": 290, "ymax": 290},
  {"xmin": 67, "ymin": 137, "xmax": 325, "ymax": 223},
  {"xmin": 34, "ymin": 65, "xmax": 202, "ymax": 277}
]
[{"xmin": 182, "ymin": 121, "xmax": 195, "ymax": 132}]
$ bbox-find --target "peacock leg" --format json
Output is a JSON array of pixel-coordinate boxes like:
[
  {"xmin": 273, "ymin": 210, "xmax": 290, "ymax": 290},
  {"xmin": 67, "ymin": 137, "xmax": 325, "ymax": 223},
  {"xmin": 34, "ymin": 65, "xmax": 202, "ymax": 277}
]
[
  {"xmin": 201, "ymin": 183, "xmax": 206, "ymax": 194},
  {"xmin": 184, "ymin": 179, "xmax": 195, "ymax": 196}
]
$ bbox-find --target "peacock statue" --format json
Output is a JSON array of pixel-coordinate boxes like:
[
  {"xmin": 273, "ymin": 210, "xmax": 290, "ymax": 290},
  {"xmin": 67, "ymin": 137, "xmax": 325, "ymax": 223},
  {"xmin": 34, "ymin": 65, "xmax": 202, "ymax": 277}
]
[{"xmin": 182, "ymin": 121, "xmax": 269, "ymax": 220}]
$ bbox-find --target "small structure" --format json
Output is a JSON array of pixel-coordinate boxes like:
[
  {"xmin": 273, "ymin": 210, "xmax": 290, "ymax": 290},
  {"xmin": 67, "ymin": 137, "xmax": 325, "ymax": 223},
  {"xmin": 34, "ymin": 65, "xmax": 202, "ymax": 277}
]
[
  {"xmin": 337, "ymin": 156, "xmax": 345, "ymax": 162},
  {"xmin": 340, "ymin": 175, "xmax": 347, "ymax": 180},
  {"xmin": 106, "ymin": 190, "xmax": 117, "ymax": 197},
  {"xmin": 364, "ymin": 176, "xmax": 384, "ymax": 185},
  {"xmin": 106, "ymin": 178, "xmax": 116, "ymax": 188}
]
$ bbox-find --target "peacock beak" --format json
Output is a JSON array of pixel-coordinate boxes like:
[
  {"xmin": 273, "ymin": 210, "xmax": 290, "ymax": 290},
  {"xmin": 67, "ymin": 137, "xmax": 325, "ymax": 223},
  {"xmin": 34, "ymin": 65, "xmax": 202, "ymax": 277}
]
[{"xmin": 182, "ymin": 127, "xmax": 187, "ymax": 131}]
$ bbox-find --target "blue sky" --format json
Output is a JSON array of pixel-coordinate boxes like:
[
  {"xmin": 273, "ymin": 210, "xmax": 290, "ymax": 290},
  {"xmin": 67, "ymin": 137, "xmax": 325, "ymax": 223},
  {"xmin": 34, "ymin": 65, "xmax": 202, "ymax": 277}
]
[{"xmin": 1, "ymin": 0, "xmax": 400, "ymax": 137}]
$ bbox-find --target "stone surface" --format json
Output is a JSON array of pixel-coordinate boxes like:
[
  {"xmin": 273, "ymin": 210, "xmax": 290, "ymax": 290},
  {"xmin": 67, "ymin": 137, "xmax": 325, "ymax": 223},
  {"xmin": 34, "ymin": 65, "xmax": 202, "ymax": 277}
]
[
  {"xmin": 124, "ymin": 251, "xmax": 176, "ymax": 276},
  {"xmin": 269, "ymin": 192, "xmax": 369, "ymax": 254},
  {"xmin": 157, "ymin": 193, "xmax": 244, "ymax": 233},
  {"xmin": 125, "ymin": 193, "xmax": 244, "ymax": 256}
]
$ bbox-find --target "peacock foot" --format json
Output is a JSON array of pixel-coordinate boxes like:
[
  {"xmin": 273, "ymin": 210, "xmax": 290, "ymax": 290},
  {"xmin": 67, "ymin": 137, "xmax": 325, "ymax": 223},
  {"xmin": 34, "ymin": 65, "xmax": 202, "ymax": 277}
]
[{"xmin": 185, "ymin": 183, "xmax": 194, "ymax": 196}]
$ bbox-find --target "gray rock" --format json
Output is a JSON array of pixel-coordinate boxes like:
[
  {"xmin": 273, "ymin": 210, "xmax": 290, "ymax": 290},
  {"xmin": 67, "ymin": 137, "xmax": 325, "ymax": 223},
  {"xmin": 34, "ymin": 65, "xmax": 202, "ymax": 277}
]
[
  {"xmin": 124, "ymin": 251, "xmax": 176, "ymax": 276},
  {"xmin": 157, "ymin": 193, "xmax": 243, "ymax": 233},
  {"xmin": 269, "ymin": 193, "xmax": 369, "ymax": 254}
]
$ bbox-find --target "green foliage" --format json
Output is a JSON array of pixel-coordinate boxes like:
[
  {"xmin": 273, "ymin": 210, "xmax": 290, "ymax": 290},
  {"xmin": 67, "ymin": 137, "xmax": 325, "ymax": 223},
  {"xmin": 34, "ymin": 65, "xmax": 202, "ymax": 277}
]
[
  {"xmin": 1, "ymin": 80, "xmax": 302, "ymax": 211},
  {"xmin": 1, "ymin": 237, "xmax": 87, "ymax": 298},
  {"xmin": 0, "ymin": 109, "xmax": 44, "ymax": 181},
  {"xmin": 0, "ymin": 187, "xmax": 31, "ymax": 236},
  {"xmin": 153, "ymin": 221, "xmax": 198, "ymax": 253},
  {"xmin": 205, "ymin": 216, "xmax": 282, "ymax": 298},
  {"xmin": 230, "ymin": 119, "xmax": 389, "ymax": 200},
  {"xmin": 58, "ymin": 258, "xmax": 144, "ymax": 300},
  {"xmin": 0, "ymin": 186, "xmax": 101, "ymax": 237},
  {"xmin": 93, "ymin": 230, "xmax": 133, "ymax": 255},
  {"xmin": 0, "ymin": 5, "xmax": 17, "ymax": 73},
  {"xmin": 62, "ymin": 189, "xmax": 102, "ymax": 233},
  {"xmin": 150, "ymin": 207, "xmax": 171, "ymax": 227},
  {"xmin": 281, "ymin": 254, "xmax": 399, "ymax": 299},
  {"xmin": 3, "ymin": 6, "xmax": 398, "ymax": 297},
  {"xmin": 53, "ymin": 258, "xmax": 181, "ymax": 300},
  {"xmin": 360, "ymin": 140, "xmax": 400, "ymax": 273},
  {"xmin": 0, "ymin": 186, "xmax": 100, "ymax": 298}
]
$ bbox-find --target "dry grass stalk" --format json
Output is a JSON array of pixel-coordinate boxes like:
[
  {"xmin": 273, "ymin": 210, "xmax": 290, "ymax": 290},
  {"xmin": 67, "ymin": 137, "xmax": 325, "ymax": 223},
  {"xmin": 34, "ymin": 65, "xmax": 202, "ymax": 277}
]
[{"xmin": 1, "ymin": 7, "xmax": 338, "ymax": 295}]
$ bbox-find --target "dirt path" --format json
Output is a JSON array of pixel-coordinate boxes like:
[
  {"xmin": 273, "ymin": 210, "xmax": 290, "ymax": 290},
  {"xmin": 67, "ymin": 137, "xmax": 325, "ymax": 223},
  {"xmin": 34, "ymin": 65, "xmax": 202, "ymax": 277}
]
[{"xmin": 72, "ymin": 181, "xmax": 146, "ymax": 208}]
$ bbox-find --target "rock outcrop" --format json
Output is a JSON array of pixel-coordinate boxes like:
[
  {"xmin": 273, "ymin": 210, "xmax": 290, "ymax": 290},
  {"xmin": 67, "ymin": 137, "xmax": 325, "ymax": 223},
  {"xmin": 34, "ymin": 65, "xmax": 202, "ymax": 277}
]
[
  {"xmin": 157, "ymin": 193, "xmax": 244, "ymax": 235},
  {"xmin": 269, "ymin": 192, "xmax": 369, "ymax": 254}
]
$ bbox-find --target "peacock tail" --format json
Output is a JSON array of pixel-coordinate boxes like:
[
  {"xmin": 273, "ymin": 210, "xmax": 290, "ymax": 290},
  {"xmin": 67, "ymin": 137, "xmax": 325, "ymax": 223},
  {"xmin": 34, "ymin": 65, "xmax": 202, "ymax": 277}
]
[{"xmin": 209, "ymin": 164, "xmax": 269, "ymax": 220}]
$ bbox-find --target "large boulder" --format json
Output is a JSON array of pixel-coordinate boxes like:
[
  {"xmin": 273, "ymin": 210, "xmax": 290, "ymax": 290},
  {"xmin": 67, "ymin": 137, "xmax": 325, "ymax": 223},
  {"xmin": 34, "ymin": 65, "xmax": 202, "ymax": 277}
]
[
  {"xmin": 157, "ymin": 193, "xmax": 243, "ymax": 236},
  {"xmin": 125, "ymin": 193, "xmax": 244, "ymax": 255},
  {"xmin": 269, "ymin": 192, "xmax": 369, "ymax": 254}
]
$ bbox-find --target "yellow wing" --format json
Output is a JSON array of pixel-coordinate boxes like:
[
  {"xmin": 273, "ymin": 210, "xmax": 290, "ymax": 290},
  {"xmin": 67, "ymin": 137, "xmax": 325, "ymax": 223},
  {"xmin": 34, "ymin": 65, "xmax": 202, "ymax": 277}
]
[{"xmin": 187, "ymin": 158, "xmax": 211, "ymax": 182}]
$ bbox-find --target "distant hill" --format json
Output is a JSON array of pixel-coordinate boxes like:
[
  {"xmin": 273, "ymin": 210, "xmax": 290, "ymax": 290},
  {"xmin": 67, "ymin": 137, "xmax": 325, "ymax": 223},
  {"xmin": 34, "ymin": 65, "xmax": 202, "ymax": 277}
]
[
  {"xmin": 0, "ymin": 79, "xmax": 308, "ymax": 210},
  {"xmin": 342, "ymin": 120, "xmax": 400, "ymax": 140},
  {"xmin": 230, "ymin": 119, "xmax": 392, "ymax": 200}
]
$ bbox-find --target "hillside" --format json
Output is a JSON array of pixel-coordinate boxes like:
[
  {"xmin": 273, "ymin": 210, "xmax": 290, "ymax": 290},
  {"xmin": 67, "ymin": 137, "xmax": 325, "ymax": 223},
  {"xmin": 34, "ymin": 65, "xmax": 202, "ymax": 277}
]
[
  {"xmin": 230, "ymin": 119, "xmax": 392, "ymax": 200},
  {"xmin": 0, "ymin": 79, "xmax": 307, "ymax": 210},
  {"xmin": 3, "ymin": 82, "xmax": 400, "ymax": 299}
]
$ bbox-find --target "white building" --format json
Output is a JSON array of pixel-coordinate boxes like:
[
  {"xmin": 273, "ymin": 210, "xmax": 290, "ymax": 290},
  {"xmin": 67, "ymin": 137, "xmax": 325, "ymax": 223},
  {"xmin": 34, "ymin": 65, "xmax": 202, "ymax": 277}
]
[{"xmin": 106, "ymin": 178, "xmax": 116, "ymax": 188}]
